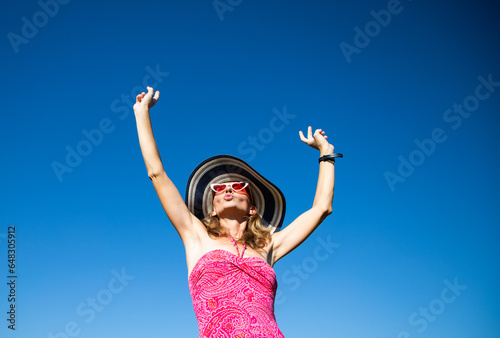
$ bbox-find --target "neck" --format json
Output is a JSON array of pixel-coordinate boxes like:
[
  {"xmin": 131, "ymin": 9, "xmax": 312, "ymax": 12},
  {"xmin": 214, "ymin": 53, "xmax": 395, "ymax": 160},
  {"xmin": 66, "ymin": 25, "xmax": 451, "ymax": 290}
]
[{"xmin": 219, "ymin": 217, "xmax": 247, "ymax": 241}]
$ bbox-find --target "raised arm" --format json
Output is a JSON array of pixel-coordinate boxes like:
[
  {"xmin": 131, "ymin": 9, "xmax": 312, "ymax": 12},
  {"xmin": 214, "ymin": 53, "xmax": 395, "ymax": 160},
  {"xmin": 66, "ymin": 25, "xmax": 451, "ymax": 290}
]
[
  {"xmin": 270, "ymin": 126, "xmax": 335, "ymax": 264},
  {"xmin": 133, "ymin": 87, "xmax": 203, "ymax": 244}
]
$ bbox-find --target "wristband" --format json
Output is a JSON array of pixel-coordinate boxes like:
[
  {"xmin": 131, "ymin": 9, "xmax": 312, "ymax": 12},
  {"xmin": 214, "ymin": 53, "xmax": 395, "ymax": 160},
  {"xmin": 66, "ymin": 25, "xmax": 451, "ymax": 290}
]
[{"xmin": 319, "ymin": 153, "xmax": 343, "ymax": 163}]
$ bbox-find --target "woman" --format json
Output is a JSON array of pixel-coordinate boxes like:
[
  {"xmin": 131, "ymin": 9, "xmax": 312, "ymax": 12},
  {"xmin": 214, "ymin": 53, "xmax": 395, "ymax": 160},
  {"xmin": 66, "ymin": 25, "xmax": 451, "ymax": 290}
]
[{"xmin": 133, "ymin": 87, "xmax": 340, "ymax": 337}]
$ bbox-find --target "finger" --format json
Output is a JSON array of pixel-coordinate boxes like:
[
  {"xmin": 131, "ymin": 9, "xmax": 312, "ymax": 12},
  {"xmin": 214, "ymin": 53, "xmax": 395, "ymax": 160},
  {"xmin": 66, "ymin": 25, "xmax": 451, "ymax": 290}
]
[
  {"xmin": 307, "ymin": 126, "xmax": 313, "ymax": 138},
  {"xmin": 142, "ymin": 87, "xmax": 153, "ymax": 98},
  {"xmin": 154, "ymin": 90, "xmax": 160, "ymax": 101},
  {"xmin": 299, "ymin": 130, "xmax": 307, "ymax": 142}
]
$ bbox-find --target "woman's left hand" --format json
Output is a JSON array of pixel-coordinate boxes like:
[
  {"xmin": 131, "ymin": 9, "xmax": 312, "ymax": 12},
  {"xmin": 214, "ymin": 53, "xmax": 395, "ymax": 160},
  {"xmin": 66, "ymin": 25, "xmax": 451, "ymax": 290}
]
[{"xmin": 299, "ymin": 126, "xmax": 334, "ymax": 155}]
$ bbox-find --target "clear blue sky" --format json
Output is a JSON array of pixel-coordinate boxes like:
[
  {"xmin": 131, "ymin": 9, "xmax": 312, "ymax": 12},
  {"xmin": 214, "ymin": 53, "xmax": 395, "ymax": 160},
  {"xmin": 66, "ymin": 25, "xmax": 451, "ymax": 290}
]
[{"xmin": 1, "ymin": 0, "xmax": 499, "ymax": 337}]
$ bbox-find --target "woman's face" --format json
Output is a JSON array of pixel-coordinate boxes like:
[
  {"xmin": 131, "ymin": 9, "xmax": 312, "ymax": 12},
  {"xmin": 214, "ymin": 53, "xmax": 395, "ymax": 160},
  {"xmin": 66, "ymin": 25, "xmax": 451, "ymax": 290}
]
[{"xmin": 211, "ymin": 181, "xmax": 256, "ymax": 218}]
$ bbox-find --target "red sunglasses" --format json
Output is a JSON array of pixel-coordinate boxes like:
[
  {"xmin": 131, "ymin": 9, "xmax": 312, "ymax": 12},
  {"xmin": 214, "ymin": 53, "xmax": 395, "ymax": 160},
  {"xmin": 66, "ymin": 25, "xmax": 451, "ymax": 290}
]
[
  {"xmin": 210, "ymin": 182, "xmax": 254, "ymax": 202},
  {"xmin": 210, "ymin": 182, "xmax": 249, "ymax": 195}
]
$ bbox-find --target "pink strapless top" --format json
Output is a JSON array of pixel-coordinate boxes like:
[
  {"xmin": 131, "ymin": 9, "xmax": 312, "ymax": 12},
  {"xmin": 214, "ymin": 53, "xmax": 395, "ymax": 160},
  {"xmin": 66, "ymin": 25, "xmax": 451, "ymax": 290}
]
[{"xmin": 188, "ymin": 237, "xmax": 284, "ymax": 338}]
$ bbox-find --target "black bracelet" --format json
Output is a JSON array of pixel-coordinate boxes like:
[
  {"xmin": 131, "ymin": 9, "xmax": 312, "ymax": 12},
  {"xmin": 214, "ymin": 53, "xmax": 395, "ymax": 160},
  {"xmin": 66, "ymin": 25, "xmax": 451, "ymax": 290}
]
[{"xmin": 319, "ymin": 153, "xmax": 343, "ymax": 163}]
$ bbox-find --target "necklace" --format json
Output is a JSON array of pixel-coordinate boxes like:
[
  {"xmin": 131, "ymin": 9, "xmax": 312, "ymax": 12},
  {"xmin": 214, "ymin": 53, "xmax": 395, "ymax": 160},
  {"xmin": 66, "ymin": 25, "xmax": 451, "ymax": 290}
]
[{"xmin": 226, "ymin": 234, "xmax": 246, "ymax": 259}]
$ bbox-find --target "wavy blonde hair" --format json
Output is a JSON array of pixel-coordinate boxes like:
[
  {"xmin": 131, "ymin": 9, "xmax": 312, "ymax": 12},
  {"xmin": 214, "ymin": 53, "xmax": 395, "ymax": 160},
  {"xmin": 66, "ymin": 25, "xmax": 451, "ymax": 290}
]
[{"xmin": 201, "ymin": 213, "xmax": 271, "ymax": 250}]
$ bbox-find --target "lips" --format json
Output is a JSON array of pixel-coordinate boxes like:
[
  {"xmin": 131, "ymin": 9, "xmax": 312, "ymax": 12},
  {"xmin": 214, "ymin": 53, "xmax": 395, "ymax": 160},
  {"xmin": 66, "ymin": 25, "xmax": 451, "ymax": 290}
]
[{"xmin": 224, "ymin": 194, "xmax": 234, "ymax": 201}]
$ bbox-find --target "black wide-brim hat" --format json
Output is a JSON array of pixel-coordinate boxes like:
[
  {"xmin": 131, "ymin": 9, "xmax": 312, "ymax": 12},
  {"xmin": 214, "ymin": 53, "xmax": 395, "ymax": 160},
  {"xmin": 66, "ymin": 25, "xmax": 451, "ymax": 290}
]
[{"xmin": 185, "ymin": 155, "xmax": 286, "ymax": 232}]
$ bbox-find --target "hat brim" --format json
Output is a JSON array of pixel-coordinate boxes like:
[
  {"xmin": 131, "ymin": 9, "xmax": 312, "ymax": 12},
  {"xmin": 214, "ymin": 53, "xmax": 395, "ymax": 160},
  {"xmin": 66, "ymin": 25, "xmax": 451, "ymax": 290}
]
[{"xmin": 185, "ymin": 155, "xmax": 286, "ymax": 232}]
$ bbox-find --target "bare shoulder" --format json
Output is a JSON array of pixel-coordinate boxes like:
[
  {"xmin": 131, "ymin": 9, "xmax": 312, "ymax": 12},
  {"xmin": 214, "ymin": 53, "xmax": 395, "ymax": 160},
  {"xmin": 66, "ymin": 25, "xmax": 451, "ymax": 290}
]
[
  {"xmin": 264, "ymin": 233, "xmax": 278, "ymax": 266},
  {"xmin": 269, "ymin": 231, "xmax": 288, "ymax": 266},
  {"xmin": 184, "ymin": 220, "xmax": 212, "ymax": 273}
]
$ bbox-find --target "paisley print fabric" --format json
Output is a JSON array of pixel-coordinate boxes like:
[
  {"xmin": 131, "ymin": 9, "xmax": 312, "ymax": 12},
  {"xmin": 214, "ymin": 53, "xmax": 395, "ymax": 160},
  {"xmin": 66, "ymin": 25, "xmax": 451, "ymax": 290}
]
[{"xmin": 188, "ymin": 237, "xmax": 284, "ymax": 337}]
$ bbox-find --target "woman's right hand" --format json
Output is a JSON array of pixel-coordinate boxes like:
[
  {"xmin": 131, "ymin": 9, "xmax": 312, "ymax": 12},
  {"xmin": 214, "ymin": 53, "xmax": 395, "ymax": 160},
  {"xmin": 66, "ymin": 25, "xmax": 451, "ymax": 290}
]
[{"xmin": 133, "ymin": 86, "xmax": 160, "ymax": 114}]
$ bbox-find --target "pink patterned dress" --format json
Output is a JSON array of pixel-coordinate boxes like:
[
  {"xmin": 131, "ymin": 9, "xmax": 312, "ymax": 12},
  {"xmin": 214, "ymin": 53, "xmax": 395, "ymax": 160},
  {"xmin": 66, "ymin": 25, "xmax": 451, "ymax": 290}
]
[{"xmin": 188, "ymin": 236, "xmax": 284, "ymax": 338}]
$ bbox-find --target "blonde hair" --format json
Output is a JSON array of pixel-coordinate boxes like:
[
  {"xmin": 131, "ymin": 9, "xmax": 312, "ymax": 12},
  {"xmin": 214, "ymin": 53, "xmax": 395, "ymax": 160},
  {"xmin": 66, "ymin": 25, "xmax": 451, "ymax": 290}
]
[{"xmin": 202, "ymin": 213, "xmax": 271, "ymax": 250}]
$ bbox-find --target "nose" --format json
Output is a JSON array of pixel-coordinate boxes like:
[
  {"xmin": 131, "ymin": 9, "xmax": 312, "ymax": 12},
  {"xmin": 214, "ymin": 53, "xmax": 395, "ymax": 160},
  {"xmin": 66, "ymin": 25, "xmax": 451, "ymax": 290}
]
[{"xmin": 225, "ymin": 184, "xmax": 233, "ymax": 193}]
